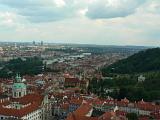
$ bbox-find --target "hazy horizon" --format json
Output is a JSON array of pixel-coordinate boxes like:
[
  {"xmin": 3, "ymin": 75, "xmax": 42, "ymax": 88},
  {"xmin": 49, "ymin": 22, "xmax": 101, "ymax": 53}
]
[{"xmin": 0, "ymin": 0, "xmax": 160, "ymax": 46}]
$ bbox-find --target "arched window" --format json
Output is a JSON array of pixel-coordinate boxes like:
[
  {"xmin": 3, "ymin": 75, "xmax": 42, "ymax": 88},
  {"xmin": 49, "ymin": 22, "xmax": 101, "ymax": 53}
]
[
  {"xmin": 19, "ymin": 92, "xmax": 21, "ymax": 97},
  {"xmin": 14, "ymin": 92, "xmax": 16, "ymax": 97}
]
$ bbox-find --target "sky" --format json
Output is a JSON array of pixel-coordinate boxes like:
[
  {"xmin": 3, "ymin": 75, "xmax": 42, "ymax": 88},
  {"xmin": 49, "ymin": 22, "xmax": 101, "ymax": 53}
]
[{"xmin": 0, "ymin": 0, "xmax": 160, "ymax": 46}]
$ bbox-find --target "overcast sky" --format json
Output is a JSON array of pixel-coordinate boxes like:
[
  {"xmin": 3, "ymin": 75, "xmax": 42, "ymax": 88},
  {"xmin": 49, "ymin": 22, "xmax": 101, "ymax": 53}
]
[{"xmin": 0, "ymin": 0, "xmax": 160, "ymax": 46}]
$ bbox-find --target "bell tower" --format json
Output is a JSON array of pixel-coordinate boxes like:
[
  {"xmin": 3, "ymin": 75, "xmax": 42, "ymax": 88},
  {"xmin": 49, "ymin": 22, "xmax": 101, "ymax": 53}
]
[{"xmin": 12, "ymin": 74, "xmax": 27, "ymax": 98}]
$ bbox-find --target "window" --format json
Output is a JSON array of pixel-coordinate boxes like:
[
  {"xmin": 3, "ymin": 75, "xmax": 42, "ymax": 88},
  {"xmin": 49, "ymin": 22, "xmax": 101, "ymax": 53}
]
[
  {"xmin": 14, "ymin": 92, "xmax": 16, "ymax": 97},
  {"xmin": 19, "ymin": 92, "xmax": 21, "ymax": 97}
]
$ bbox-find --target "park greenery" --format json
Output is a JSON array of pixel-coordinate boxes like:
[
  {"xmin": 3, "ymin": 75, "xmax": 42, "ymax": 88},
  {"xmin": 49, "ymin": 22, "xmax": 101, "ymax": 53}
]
[
  {"xmin": 0, "ymin": 57, "xmax": 43, "ymax": 78},
  {"xmin": 89, "ymin": 48, "xmax": 160, "ymax": 102}
]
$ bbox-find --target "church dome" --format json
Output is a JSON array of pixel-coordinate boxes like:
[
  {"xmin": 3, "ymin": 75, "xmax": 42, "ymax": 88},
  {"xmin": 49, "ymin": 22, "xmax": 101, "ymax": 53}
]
[{"xmin": 13, "ymin": 83, "xmax": 26, "ymax": 89}]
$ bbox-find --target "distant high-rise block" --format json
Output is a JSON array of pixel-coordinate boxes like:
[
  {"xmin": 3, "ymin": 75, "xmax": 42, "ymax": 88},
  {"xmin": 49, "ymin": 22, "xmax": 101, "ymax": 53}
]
[
  {"xmin": 41, "ymin": 41, "xmax": 43, "ymax": 46},
  {"xmin": 33, "ymin": 41, "xmax": 36, "ymax": 46}
]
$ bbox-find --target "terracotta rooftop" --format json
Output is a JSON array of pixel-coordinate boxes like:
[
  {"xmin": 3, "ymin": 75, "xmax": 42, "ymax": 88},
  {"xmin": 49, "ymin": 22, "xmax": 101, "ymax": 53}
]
[
  {"xmin": 65, "ymin": 78, "xmax": 80, "ymax": 83},
  {"xmin": 0, "ymin": 93, "xmax": 44, "ymax": 118},
  {"xmin": 66, "ymin": 103, "xmax": 98, "ymax": 120}
]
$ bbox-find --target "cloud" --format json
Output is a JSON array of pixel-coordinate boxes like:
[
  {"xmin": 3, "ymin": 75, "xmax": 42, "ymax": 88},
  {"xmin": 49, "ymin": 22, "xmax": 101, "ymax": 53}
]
[
  {"xmin": 0, "ymin": 0, "xmax": 80, "ymax": 23},
  {"xmin": 139, "ymin": 0, "xmax": 160, "ymax": 14},
  {"xmin": 0, "ymin": 0, "xmax": 149, "ymax": 22},
  {"xmin": 0, "ymin": 0, "xmax": 160, "ymax": 46},
  {"xmin": 86, "ymin": 0, "xmax": 147, "ymax": 19},
  {"xmin": 0, "ymin": 11, "xmax": 24, "ymax": 29},
  {"xmin": 54, "ymin": 0, "xmax": 66, "ymax": 7}
]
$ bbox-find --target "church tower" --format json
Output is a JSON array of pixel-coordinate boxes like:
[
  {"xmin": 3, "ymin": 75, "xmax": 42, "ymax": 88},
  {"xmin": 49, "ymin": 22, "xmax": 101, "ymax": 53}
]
[{"xmin": 12, "ymin": 74, "xmax": 27, "ymax": 98}]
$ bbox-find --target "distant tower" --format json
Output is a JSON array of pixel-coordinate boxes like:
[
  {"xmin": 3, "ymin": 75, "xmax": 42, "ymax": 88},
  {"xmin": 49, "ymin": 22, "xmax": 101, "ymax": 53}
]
[
  {"xmin": 14, "ymin": 43, "xmax": 17, "ymax": 48},
  {"xmin": 41, "ymin": 41, "xmax": 43, "ymax": 46},
  {"xmin": 12, "ymin": 74, "xmax": 27, "ymax": 98},
  {"xmin": 33, "ymin": 41, "xmax": 36, "ymax": 46}
]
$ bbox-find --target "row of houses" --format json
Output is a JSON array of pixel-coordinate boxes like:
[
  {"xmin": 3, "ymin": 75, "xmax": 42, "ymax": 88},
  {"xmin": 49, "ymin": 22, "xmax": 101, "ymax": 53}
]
[{"xmin": 50, "ymin": 90, "xmax": 160, "ymax": 120}]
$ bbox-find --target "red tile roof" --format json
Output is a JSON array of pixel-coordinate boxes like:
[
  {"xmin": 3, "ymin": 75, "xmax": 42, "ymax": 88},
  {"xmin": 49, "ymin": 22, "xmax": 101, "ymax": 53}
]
[
  {"xmin": 138, "ymin": 116, "xmax": 149, "ymax": 120},
  {"xmin": 11, "ymin": 93, "xmax": 43, "ymax": 105},
  {"xmin": 70, "ymin": 98, "xmax": 83, "ymax": 105},
  {"xmin": 66, "ymin": 103, "xmax": 98, "ymax": 120},
  {"xmin": 65, "ymin": 78, "xmax": 80, "ymax": 83},
  {"xmin": 0, "ymin": 93, "xmax": 44, "ymax": 118},
  {"xmin": 0, "ymin": 102, "xmax": 39, "ymax": 117}
]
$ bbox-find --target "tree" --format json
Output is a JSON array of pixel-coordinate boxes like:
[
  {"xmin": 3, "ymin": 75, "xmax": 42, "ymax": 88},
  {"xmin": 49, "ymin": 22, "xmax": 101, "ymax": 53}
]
[
  {"xmin": 0, "ymin": 57, "xmax": 44, "ymax": 78},
  {"xmin": 126, "ymin": 113, "xmax": 138, "ymax": 120}
]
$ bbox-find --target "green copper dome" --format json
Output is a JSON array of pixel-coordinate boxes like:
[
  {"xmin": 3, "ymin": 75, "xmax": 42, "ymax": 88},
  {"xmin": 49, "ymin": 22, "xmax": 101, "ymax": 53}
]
[{"xmin": 13, "ymin": 83, "xmax": 26, "ymax": 89}]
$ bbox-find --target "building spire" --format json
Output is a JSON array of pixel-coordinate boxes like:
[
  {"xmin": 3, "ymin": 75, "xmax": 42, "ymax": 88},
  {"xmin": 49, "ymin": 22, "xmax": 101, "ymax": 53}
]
[{"xmin": 15, "ymin": 73, "xmax": 21, "ymax": 83}]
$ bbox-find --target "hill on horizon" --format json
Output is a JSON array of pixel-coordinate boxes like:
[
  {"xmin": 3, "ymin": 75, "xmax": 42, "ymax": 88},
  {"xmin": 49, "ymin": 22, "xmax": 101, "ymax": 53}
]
[{"xmin": 102, "ymin": 48, "xmax": 160, "ymax": 74}]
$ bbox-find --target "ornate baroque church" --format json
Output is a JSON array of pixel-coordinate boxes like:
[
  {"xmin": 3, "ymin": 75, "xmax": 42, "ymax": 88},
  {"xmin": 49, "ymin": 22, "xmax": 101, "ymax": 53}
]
[{"xmin": 0, "ymin": 74, "xmax": 52, "ymax": 120}]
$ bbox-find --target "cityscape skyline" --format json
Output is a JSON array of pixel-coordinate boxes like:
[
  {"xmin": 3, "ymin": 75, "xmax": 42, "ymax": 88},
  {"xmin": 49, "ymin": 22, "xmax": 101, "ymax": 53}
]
[
  {"xmin": 0, "ymin": 1, "xmax": 160, "ymax": 119},
  {"xmin": 0, "ymin": 0, "xmax": 160, "ymax": 46}
]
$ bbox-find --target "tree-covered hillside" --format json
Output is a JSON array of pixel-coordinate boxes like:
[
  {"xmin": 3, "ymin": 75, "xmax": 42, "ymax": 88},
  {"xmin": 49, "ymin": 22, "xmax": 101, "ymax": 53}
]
[
  {"xmin": 0, "ymin": 57, "xmax": 43, "ymax": 78},
  {"xmin": 93, "ymin": 48, "xmax": 160, "ymax": 102},
  {"xmin": 102, "ymin": 48, "xmax": 160, "ymax": 74}
]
